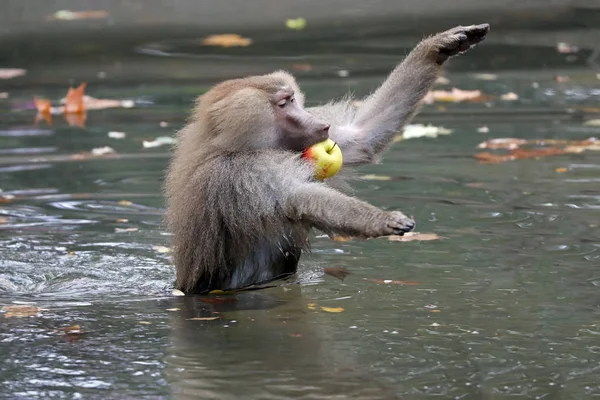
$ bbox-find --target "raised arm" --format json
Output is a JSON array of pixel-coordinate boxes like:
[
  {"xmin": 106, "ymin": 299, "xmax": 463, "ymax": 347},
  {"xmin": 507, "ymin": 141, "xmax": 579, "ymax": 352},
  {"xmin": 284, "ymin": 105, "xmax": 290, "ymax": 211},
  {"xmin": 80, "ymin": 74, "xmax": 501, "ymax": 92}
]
[{"xmin": 309, "ymin": 24, "xmax": 490, "ymax": 166}]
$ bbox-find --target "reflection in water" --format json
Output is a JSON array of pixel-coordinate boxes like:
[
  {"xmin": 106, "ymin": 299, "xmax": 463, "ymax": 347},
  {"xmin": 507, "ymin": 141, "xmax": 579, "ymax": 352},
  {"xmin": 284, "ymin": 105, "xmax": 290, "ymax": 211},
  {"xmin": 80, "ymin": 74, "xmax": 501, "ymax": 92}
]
[{"xmin": 1, "ymin": 14, "xmax": 600, "ymax": 399}]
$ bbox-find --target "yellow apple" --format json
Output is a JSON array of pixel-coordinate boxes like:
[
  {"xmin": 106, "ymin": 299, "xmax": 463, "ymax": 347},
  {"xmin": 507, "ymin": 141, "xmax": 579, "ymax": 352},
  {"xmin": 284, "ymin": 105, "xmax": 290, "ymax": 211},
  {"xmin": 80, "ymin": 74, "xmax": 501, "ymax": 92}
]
[{"xmin": 302, "ymin": 138, "xmax": 343, "ymax": 180}]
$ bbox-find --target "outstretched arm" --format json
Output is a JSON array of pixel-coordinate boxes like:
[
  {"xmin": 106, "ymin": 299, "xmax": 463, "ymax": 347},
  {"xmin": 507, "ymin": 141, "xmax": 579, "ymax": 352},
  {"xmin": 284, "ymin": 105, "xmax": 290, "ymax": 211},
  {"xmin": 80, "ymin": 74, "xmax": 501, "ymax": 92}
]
[
  {"xmin": 284, "ymin": 183, "xmax": 414, "ymax": 237},
  {"xmin": 309, "ymin": 24, "xmax": 490, "ymax": 166}
]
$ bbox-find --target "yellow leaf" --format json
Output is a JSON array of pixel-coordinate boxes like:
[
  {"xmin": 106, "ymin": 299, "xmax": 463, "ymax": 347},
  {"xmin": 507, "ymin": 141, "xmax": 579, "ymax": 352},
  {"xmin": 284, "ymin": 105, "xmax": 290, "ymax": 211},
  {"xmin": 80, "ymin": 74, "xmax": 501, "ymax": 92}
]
[
  {"xmin": 320, "ymin": 306, "xmax": 344, "ymax": 313},
  {"xmin": 187, "ymin": 316, "xmax": 220, "ymax": 321},
  {"xmin": 152, "ymin": 245, "xmax": 171, "ymax": 253},
  {"xmin": 201, "ymin": 34, "xmax": 252, "ymax": 48},
  {"xmin": 555, "ymin": 167, "xmax": 567, "ymax": 173},
  {"xmin": 307, "ymin": 303, "xmax": 318, "ymax": 310},
  {"xmin": 2, "ymin": 305, "xmax": 43, "ymax": 318}
]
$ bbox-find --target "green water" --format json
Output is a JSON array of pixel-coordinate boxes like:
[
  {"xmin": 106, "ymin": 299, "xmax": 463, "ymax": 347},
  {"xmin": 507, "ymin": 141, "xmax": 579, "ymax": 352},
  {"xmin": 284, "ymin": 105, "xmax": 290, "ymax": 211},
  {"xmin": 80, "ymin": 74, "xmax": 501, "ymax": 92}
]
[{"xmin": 1, "ymin": 19, "xmax": 600, "ymax": 400}]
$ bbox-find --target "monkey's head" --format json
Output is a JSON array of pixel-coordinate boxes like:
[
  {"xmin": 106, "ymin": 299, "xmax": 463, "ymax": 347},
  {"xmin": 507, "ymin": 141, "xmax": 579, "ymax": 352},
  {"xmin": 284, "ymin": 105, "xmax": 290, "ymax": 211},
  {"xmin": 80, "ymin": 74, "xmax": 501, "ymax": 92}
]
[{"xmin": 194, "ymin": 71, "xmax": 330, "ymax": 152}]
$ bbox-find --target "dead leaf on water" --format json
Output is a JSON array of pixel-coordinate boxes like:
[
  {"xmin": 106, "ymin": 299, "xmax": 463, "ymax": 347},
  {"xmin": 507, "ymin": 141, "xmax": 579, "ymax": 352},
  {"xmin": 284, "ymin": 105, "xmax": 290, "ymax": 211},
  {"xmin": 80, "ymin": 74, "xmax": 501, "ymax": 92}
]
[
  {"xmin": 555, "ymin": 167, "xmax": 568, "ymax": 173},
  {"xmin": 583, "ymin": 119, "xmax": 600, "ymax": 126},
  {"xmin": 172, "ymin": 289, "xmax": 185, "ymax": 297},
  {"xmin": 187, "ymin": 316, "xmax": 220, "ymax": 321},
  {"xmin": 118, "ymin": 200, "xmax": 133, "ymax": 206},
  {"xmin": 307, "ymin": 303, "xmax": 318, "ymax": 310},
  {"xmin": 324, "ymin": 267, "xmax": 351, "ymax": 281},
  {"xmin": 115, "ymin": 227, "xmax": 138, "ymax": 233},
  {"xmin": 320, "ymin": 306, "xmax": 344, "ymax": 313},
  {"xmin": 422, "ymin": 88, "xmax": 484, "ymax": 104},
  {"xmin": 142, "ymin": 136, "xmax": 176, "ymax": 149},
  {"xmin": 152, "ymin": 245, "xmax": 171, "ymax": 254},
  {"xmin": 2, "ymin": 305, "xmax": 44, "ymax": 318},
  {"xmin": 0, "ymin": 217, "xmax": 8, "ymax": 224},
  {"xmin": 360, "ymin": 174, "xmax": 392, "ymax": 181},
  {"xmin": 388, "ymin": 232, "xmax": 442, "ymax": 242},
  {"xmin": 201, "ymin": 34, "xmax": 252, "ymax": 47},
  {"xmin": 116, "ymin": 219, "xmax": 129, "ymax": 223},
  {"xmin": 0, "ymin": 68, "xmax": 26, "ymax": 79},
  {"xmin": 166, "ymin": 308, "xmax": 180, "ymax": 312},
  {"xmin": 394, "ymin": 124, "xmax": 452, "ymax": 142},
  {"xmin": 91, "ymin": 146, "xmax": 116, "ymax": 156},
  {"xmin": 48, "ymin": 10, "xmax": 109, "ymax": 20},
  {"xmin": 330, "ymin": 235, "xmax": 353, "ymax": 242}
]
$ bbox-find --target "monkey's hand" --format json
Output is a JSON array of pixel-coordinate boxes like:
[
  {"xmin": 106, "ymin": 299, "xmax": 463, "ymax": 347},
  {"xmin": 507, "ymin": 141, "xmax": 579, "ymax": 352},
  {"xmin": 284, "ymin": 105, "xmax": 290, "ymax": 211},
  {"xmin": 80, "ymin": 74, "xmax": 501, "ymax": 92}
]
[
  {"xmin": 367, "ymin": 211, "xmax": 415, "ymax": 237},
  {"xmin": 427, "ymin": 23, "xmax": 490, "ymax": 65}
]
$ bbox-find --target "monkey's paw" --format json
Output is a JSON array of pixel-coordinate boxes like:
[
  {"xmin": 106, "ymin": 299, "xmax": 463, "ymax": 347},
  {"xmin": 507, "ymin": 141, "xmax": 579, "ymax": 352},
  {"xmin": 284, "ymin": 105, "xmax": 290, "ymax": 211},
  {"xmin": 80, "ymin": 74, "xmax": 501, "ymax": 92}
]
[
  {"xmin": 381, "ymin": 211, "xmax": 415, "ymax": 237},
  {"xmin": 432, "ymin": 23, "xmax": 490, "ymax": 64}
]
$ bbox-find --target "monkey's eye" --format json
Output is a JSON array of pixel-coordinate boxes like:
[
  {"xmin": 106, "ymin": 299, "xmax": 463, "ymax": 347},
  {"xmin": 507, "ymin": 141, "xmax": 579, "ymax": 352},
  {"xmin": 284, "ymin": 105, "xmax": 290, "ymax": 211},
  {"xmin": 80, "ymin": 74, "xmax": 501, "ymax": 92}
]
[
  {"xmin": 290, "ymin": 96, "xmax": 295, "ymax": 103},
  {"xmin": 277, "ymin": 99, "xmax": 287, "ymax": 108}
]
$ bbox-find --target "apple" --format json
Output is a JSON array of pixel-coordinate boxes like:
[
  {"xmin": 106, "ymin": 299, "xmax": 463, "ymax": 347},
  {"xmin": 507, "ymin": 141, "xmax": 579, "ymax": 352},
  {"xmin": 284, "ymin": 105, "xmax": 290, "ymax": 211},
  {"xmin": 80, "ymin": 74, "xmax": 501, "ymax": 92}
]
[{"xmin": 302, "ymin": 138, "xmax": 343, "ymax": 180}]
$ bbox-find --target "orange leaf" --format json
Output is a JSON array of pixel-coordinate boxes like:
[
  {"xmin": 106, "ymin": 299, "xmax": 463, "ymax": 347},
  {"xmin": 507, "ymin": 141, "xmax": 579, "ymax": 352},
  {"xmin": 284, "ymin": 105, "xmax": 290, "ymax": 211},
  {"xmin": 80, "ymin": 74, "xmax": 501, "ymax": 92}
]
[
  {"xmin": 64, "ymin": 82, "xmax": 87, "ymax": 114},
  {"xmin": 201, "ymin": 34, "xmax": 252, "ymax": 48},
  {"xmin": 34, "ymin": 97, "xmax": 51, "ymax": 114}
]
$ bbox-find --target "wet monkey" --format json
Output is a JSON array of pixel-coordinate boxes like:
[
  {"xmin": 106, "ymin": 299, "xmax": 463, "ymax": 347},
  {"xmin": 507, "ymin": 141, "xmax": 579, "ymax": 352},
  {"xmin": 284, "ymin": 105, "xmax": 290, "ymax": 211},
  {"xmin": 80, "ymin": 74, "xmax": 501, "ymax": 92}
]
[{"xmin": 165, "ymin": 24, "xmax": 490, "ymax": 294}]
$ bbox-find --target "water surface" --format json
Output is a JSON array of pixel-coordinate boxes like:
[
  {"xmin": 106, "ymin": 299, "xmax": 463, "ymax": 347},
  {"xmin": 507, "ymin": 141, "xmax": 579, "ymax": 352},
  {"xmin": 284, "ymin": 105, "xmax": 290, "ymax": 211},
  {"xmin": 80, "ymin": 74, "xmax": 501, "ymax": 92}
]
[{"xmin": 1, "ymin": 18, "xmax": 600, "ymax": 400}]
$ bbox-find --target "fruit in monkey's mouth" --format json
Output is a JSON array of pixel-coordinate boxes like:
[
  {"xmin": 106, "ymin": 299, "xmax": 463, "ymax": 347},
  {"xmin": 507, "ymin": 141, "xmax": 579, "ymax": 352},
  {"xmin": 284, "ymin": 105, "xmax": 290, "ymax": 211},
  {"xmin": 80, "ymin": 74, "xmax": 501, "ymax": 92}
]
[{"xmin": 302, "ymin": 139, "xmax": 343, "ymax": 180}]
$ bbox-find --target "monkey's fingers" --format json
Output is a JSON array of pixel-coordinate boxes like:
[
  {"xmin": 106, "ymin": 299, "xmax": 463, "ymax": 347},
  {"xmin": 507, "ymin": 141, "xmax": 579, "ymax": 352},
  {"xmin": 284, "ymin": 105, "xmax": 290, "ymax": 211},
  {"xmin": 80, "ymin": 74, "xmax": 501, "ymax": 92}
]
[{"xmin": 435, "ymin": 23, "xmax": 490, "ymax": 64}]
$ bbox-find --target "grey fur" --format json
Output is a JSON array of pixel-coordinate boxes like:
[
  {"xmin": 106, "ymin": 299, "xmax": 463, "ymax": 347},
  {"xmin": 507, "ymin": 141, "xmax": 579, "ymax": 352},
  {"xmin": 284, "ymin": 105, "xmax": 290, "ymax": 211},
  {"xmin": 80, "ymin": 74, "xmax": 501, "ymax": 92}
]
[{"xmin": 164, "ymin": 24, "xmax": 490, "ymax": 294}]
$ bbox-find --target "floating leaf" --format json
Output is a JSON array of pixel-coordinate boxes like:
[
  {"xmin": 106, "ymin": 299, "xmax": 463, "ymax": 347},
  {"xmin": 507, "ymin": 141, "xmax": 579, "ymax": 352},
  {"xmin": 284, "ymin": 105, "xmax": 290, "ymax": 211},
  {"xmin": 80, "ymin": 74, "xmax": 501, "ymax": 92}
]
[
  {"xmin": 116, "ymin": 219, "xmax": 129, "ymax": 223},
  {"xmin": 477, "ymin": 126, "xmax": 490, "ymax": 133},
  {"xmin": 307, "ymin": 303, "xmax": 318, "ymax": 310},
  {"xmin": 500, "ymin": 92, "xmax": 519, "ymax": 101},
  {"xmin": 108, "ymin": 131, "xmax": 126, "ymax": 139},
  {"xmin": 2, "ymin": 305, "xmax": 43, "ymax": 318},
  {"xmin": 324, "ymin": 267, "xmax": 351, "ymax": 281},
  {"xmin": 91, "ymin": 146, "xmax": 116, "ymax": 156},
  {"xmin": 58, "ymin": 324, "xmax": 85, "ymax": 340},
  {"xmin": 396, "ymin": 124, "xmax": 453, "ymax": 141},
  {"xmin": 201, "ymin": 34, "xmax": 252, "ymax": 48},
  {"xmin": 388, "ymin": 232, "xmax": 442, "ymax": 242},
  {"xmin": 330, "ymin": 235, "xmax": 353, "ymax": 242},
  {"xmin": 64, "ymin": 83, "xmax": 86, "ymax": 114},
  {"xmin": 138, "ymin": 321, "xmax": 152, "ymax": 325},
  {"xmin": 360, "ymin": 174, "xmax": 392, "ymax": 181},
  {"xmin": 320, "ymin": 306, "xmax": 344, "ymax": 313},
  {"xmin": 166, "ymin": 308, "xmax": 180, "ymax": 312},
  {"xmin": 152, "ymin": 245, "xmax": 171, "ymax": 254},
  {"xmin": 583, "ymin": 119, "xmax": 600, "ymax": 126},
  {"xmin": 0, "ymin": 68, "xmax": 26, "ymax": 79},
  {"xmin": 187, "ymin": 316, "xmax": 220, "ymax": 321},
  {"xmin": 555, "ymin": 167, "xmax": 568, "ymax": 173},
  {"xmin": 423, "ymin": 88, "xmax": 484, "ymax": 104},
  {"xmin": 49, "ymin": 10, "xmax": 109, "ymax": 20},
  {"xmin": 172, "ymin": 289, "xmax": 185, "ymax": 297},
  {"xmin": 0, "ymin": 217, "xmax": 8, "ymax": 224},
  {"xmin": 142, "ymin": 136, "xmax": 176, "ymax": 148},
  {"xmin": 289, "ymin": 332, "xmax": 303, "ymax": 337},
  {"xmin": 115, "ymin": 227, "xmax": 138, "ymax": 233},
  {"xmin": 286, "ymin": 18, "xmax": 307, "ymax": 30}
]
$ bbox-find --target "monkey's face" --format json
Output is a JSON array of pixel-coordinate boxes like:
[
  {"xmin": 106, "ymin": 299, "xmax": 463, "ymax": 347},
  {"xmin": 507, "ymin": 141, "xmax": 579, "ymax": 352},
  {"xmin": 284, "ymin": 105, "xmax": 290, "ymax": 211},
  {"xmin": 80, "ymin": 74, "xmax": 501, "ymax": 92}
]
[{"xmin": 272, "ymin": 89, "xmax": 330, "ymax": 152}]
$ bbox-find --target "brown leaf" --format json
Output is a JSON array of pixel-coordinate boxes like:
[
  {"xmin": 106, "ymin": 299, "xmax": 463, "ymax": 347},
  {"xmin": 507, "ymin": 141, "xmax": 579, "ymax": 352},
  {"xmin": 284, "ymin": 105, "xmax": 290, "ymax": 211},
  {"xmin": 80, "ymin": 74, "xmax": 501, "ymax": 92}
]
[
  {"xmin": 324, "ymin": 267, "xmax": 351, "ymax": 281},
  {"xmin": 475, "ymin": 147, "xmax": 569, "ymax": 164},
  {"xmin": 388, "ymin": 232, "xmax": 442, "ymax": 242},
  {"xmin": 555, "ymin": 167, "xmax": 568, "ymax": 173},
  {"xmin": 200, "ymin": 34, "xmax": 252, "ymax": 48},
  {"xmin": 187, "ymin": 316, "xmax": 220, "ymax": 321},
  {"xmin": 2, "ymin": 305, "xmax": 43, "ymax": 318},
  {"xmin": 0, "ymin": 217, "xmax": 8, "ymax": 224}
]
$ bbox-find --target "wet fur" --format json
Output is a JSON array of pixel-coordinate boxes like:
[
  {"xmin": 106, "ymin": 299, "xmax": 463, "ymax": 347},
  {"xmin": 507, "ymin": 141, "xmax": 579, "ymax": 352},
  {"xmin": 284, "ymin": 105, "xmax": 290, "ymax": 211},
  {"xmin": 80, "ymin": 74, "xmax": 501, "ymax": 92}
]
[{"xmin": 165, "ymin": 24, "xmax": 490, "ymax": 293}]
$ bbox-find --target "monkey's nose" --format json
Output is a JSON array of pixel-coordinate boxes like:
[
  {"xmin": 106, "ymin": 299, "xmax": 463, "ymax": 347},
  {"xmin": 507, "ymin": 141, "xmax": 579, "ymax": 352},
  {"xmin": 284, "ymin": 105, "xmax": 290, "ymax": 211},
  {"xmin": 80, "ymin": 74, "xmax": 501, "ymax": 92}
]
[{"xmin": 321, "ymin": 125, "xmax": 330, "ymax": 133}]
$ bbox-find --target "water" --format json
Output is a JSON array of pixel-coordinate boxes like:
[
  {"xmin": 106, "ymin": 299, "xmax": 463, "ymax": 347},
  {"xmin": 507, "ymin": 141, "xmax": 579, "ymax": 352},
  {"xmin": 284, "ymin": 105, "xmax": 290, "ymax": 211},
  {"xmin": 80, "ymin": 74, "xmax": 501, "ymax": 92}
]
[{"xmin": 1, "ymin": 17, "xmax": 600, "ymax": 399}]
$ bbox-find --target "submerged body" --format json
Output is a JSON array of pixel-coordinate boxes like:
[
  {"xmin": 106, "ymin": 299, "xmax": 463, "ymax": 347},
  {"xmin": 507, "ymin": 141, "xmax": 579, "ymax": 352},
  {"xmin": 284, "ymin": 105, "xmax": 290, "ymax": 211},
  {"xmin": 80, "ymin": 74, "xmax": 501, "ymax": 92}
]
[{"xmin": 164, "ymin": 24, "xmax": 490, "ymax": 294}]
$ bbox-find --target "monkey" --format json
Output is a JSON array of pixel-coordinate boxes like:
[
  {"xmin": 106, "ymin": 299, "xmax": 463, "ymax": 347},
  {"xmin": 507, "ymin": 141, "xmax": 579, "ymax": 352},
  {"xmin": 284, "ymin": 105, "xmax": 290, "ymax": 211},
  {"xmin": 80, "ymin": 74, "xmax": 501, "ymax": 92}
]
[{"xmin": 164, "ymin": 24, "xmax": 490, "ymax": 294}]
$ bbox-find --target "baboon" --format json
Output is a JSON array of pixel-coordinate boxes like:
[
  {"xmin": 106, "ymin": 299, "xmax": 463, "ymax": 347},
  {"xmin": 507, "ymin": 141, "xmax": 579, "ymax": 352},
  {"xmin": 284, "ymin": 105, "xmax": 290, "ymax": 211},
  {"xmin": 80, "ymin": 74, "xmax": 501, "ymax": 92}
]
[{"xmin": 165, "ymin": 24, "xmax": 490, "ymax": 294}]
